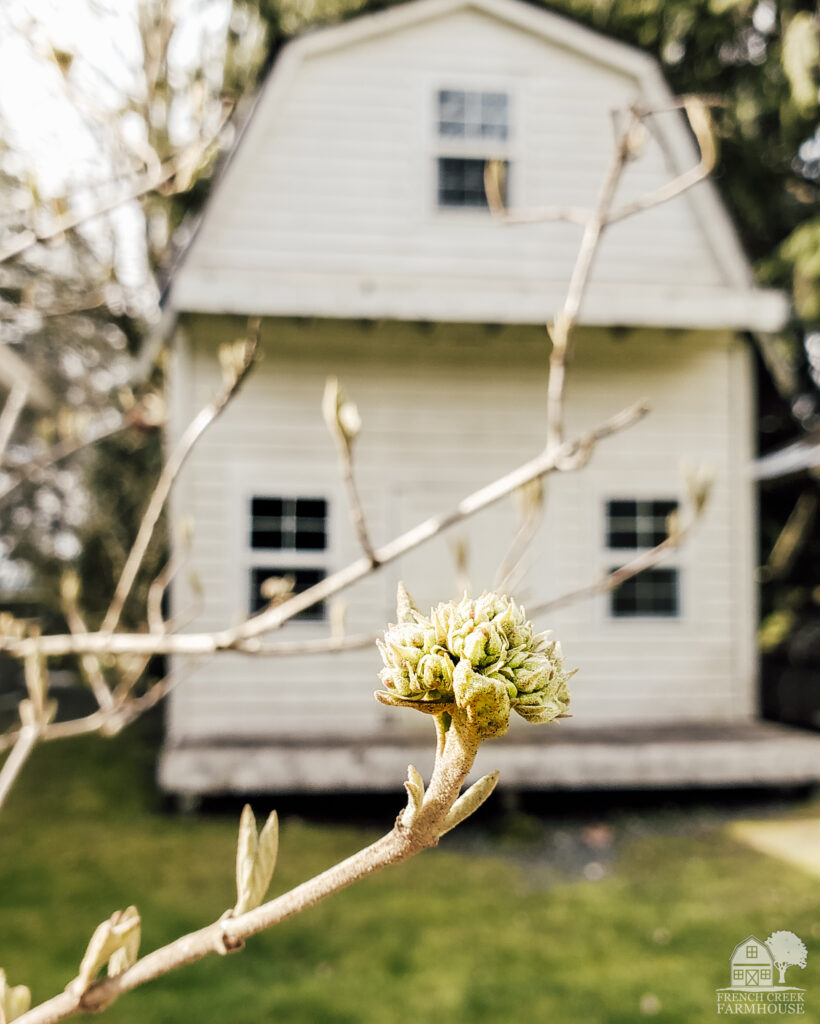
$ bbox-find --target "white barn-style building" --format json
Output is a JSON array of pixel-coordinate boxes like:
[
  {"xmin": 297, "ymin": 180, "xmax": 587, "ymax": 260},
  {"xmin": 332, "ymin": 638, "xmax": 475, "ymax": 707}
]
[{"xmin": 160, "ymin": 0, "xmax": 820, "ymax": 798}]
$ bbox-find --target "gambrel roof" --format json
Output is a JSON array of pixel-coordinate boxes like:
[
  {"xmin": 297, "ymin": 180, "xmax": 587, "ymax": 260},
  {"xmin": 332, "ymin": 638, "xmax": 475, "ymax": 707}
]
[{"xmin": 171, "ymin": 0, "xmax": 788, "ymax": 331}]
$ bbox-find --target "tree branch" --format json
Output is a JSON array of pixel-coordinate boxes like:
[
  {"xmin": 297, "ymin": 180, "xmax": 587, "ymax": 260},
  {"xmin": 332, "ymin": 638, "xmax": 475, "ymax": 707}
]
[
  {"xmin": 0, "ymin": 724, "xmax": 39, "ymax": 809},
  {"xmin": 484, "ymin": 161, "xmax": 589, "ymax": 226},
  {"xmin": 605, "ymin": 97, "xmax": 717, "ymax": 225},
  {"xmin": 545, "ymin": 108, "xmax": 643, "ymax": 454},
  {"xmin": 98, "ymin": 324, "xmax": 259, "ymax": 635},
  {"xmin": 0, "ymin": 111, "xmax": 232, "ymax": 266},
  {"xmin": 14, "ymin": 712, "xmax": 488, "ymax": 1024},
  {"xmin": 529, "ymin": 482, "xmax": 710, "ymax": 617},
  {"xmin": 0, "ymin": 381, "xmax": 28, "ymax": 461},
  {"xmin": 0, "ymin": 399, "xmax": 649, "ymax": 660},
  {"xmin": 323, "ymin": 377, "xmax": 377, "ymax": 564}
]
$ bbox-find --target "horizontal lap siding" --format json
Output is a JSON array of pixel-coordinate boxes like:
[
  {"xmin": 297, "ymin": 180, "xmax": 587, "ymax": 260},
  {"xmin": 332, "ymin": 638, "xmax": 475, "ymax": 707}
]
[
  {"xmin": 175, "ymin": 9, "xmax": 728, "ymax": 321},
  {"xmin": 167, "ymin": 318, "xmax": 754, "ymax": 744}
]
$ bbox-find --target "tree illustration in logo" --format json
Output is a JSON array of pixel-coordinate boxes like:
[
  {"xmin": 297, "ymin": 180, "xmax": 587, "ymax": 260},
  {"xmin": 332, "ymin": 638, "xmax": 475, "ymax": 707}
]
[{"xmin": 765, "ymin": 931, "xmax": 808, "ymax": 985}]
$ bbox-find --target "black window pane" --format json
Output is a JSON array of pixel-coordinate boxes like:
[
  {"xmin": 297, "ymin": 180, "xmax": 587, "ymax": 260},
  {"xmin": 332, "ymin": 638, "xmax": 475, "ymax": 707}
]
[
  {"xmin": 251, "ymin": 529, "xmax": 282, "ymax": 549},
  {"xmin": 610, "ymin": 568, "xmax": 679, "ymax": 618},
  {"xmin": 251, "ymin": 495, "xmax": 327, "ymax": 551},
  {"xmin": 251, "ymin": 498, "xmax": 283, "ymax": 518},
  {"xmin": 438, "ymin": 158, "xmax": 507, "ymax": 209},
  {"xmin": 250, "ymin": 567, "xmax": 326, "ymax": 620},
  {"xmin": 296, "ymin": 498, "xmax": 327, "ymax": 518},
  {"xmin": 295, "ymin": 527, "xmax": 326, "ymax": 551},
  {"xmin": 606, "ymin": 499, "xmax": 678, "ymax": 549},
  {"xmin": 608, "ymin": 500, "xmax": 636, "ymax": 518},
  {"xmin": 608, "ymin": 529, "xmax": 638, "ymax": 549}
]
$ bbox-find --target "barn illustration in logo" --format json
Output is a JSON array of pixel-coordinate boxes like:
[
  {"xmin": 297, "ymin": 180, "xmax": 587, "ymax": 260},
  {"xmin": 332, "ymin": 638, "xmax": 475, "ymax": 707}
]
[
  {"xmin": 726, "ymin": 932, "xmax": 807, "ymax": 990},
  {"xmin": 730, "ymin": 937, "xmax": 775, "ymax": 988}
]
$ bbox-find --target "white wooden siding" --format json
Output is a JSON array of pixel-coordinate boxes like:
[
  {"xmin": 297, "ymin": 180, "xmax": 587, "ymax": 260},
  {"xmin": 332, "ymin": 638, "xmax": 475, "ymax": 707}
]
[
  {"xmin": 171, "ymin": 3, "xmax": 786, "ymax": 331},
  {"xmin": 166, "ymin": 317, "xmax": 756, "ymax": 751}
]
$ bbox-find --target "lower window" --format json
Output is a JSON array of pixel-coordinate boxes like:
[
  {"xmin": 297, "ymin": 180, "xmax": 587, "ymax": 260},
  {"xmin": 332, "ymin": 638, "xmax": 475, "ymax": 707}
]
[
  {"xmin": 250, "ymin": 567, "xmax": 326, "ymax": 620},
  {"xmin": 610, "ymin": 567, "xmax": 679, "ymax": 618},
  {"xmin": 437, "ymin": 157, "xmax": 507, "ymax": 208}
]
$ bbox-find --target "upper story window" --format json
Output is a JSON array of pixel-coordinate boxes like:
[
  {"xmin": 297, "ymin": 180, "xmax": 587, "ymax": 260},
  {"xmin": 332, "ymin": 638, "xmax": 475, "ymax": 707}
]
[
  {"xmin": 436, "ymin": 88, "xmax": 510, "ymax": 210},
  {"xmin": 438, "ymin": 90, "xmax": 508, "ymax": 140},
  {"xmin": 606, "ymin": 499, "xmax": 680, "ymax": 619},
  {"xmin": 248, "ymin": 496, "xmax": 328, "ymax": 620}
]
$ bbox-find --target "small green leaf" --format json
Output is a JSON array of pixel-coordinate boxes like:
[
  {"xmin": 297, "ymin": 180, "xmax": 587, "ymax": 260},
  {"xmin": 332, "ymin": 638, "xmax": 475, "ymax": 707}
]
[
  {"xmin": 0, "ymin": 969, "xmax": 31, "ymax": 1024},
  {"xmin": 395, "ymin": 582, "xmax": 420, "ymax": 624},
  {"xmin": 234, "ymin": 806, "xmax": 279, "ymax": 916},
  {"xmin": 401, "ymin": 764, "xmax": 425, "ymax": 826},
  {"xmin": 73, "ymin": 907, "xmax": 141, "ymax": 995},
  {"xmin": 440, "ymin": 771, "xmax": 500, "ymax": 836}
]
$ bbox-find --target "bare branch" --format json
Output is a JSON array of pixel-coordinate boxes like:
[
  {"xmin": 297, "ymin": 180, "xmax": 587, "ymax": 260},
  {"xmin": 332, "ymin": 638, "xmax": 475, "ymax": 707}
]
[
  {"xmin": 15, "ymin": 709, "xmax": 487, "ymax": 1024},
  {"xmin": 323, "ymin": 377, "xmax": 377, "ymax": 564},
  {"xmin": 147, "ymin": 553, "xmax": 185, "ymax": 635},
  {"xmin": 494, "ymin": 479, "xmax": 544, "ymax": 594},
  {"xmin": 0, "ymin": 724, "xmax": 39, "ymax": 808},
  {"xmin": 0, "ymin": 381, "xmax": 28, "ymax": 461},
  {"xmin": 545, "ymin": 107, "xmax": 643, "ymax": 454},
  {"xmin": 531, "ymin": 535, "xmax": 679, "ymax": 618},
  {"xmin": 0, "ymin": 398, "xmax": 648, "ymax": 660},
  {"xmin": 484, "ymin": 161, "xmax": 589, "ymax": 226},
  {"xmin": 251, "ymin": 633, "xmax": 375, "ymax": 656},
  {"xmin": 606, "ymin": 97, "xmax": 717, "ymax": 225},
  {"xmin": 0, "ymin": 111, "xmax": 232, "ymax": 266},
  {"xmin": 530, "ymin": 480, "xmax": 710, "ymax": 617},
  {"xmin": 60, "ymin": 574, "xmax": 115, "ymax": 712},
  {"xmin": 98, "ymin": 323, "xmax": 259, "ymax": 635},
  {"xmin": 0, "ymin": 407, "xmax": 148, "ymax": 507}
]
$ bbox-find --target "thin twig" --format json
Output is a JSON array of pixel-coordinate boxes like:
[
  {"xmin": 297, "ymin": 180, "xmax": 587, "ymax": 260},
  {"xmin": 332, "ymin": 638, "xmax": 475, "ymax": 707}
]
[
  {"xmin": 531, "ymin": 535, "xmax": 679, "ymax": 618},
  {"xmin": 530, "ymin": 496, "xmax": 707, "ymax": 618},
  {"xmin": 98, "ymin": 326, "xmax": 259, "ymax": 635},
  {"xmin": 1, "ymin": 399, "xmax": 649, "ymax": 660},
  {"xmin": 545, "ymin": 108, "xmax": 641, "ymax": 454},
  {"xmin": 337, "ymin": 442, "xmax": 377, "ymax": 563},
  {"xmin": 0, "ymin": 112, "xmax": 232, "ymax": 265},
  {"xmin": 606, "ymin": 97, "xmax": 716, "ymax": 225},
  {"xmin": 493, "ymin": 480, "xmax": 544, "ymax": 594},
  {"xmin": 0, "ymin": 381, "xmax": 28, "ymax": 461},
  {"xmin": 484, "ymin": 160, "xmax": 589, "ymax": 225},
  {"xmin": 146, "ymin": 553, "xmax": 184, "ymax": 635},
  {"xmin": 0, "ymin": 415, "xmax": 132, "ymax": 506},
  {"xmin": 0, "ymin": 724, "xmax": 39, "ymax": 808},
  {"xmin": 323, "ymin": 378, "xmax": 377, "ymax": 564},
  {"xmin": 60, "ymin": 580, "xmax": 116, "ymax": 712}
]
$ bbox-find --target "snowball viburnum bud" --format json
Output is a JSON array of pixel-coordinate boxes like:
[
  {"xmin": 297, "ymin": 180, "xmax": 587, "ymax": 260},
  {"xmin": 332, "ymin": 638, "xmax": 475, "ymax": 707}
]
[{"xmin": 376, "ymin": 587, "xmax": 573, "ymax": 739}]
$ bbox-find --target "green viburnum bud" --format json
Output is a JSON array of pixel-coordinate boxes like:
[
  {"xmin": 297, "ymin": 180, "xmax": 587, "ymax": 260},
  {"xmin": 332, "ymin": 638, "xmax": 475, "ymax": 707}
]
[{"xmin": 376, "ymin": 587, "xmax": 573, "ymax": 738}]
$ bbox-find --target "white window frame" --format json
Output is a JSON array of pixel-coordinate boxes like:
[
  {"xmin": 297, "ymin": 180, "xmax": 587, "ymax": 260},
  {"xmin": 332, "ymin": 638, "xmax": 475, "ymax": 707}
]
[
  {"xmin": 602, "ymin": 495, "xmax": 683, "ymax": 622},
  {"xmin": 234, "ymin": 475, "xmax": 336, "ymax": 629},
  {"xmin": 427, "ymin": 75, "xmax": 519, "ymax": 216}
]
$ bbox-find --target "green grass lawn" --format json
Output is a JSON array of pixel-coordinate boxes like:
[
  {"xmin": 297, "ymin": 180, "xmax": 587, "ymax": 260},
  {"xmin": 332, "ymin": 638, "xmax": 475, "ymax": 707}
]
[{"xmin": 1, "ymin": 719, "xmax": 818, "ymax": 1023}]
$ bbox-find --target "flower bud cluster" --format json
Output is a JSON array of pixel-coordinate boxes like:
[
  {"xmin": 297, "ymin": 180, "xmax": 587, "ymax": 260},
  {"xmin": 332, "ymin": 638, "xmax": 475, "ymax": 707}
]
[{"xmin": 377, "ymin": 591, "xmax": 572, "ymax": 738}]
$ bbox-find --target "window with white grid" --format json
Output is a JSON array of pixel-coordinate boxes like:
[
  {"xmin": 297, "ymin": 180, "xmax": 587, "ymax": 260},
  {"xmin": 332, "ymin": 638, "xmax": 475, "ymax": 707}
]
[
  {"xmin": 248, "ymin": 496, "xmax": 328, "ymax": 621},
  {"xmin": 435, "ymin": 88, "xmax": 510, "ymax": 210},
  {"xmin": 605, "ymin": 499, "xmax": 680, "ymax": 618}
]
